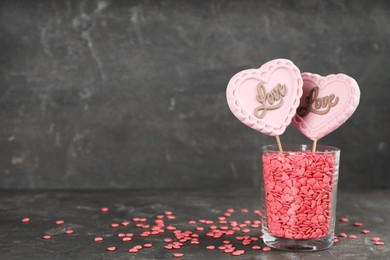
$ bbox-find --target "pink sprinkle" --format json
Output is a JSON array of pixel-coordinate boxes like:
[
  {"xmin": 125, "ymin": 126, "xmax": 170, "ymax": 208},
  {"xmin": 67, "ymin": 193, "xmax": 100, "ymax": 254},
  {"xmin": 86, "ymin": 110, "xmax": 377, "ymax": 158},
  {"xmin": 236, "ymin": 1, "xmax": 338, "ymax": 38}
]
[
  {"xmin": 196, "ymin": 227, "xmax": 204, "ymax": 231},
  {"xmin": 122, "ymin": 237, "xmax": 132, "ymax": 242},
  {"xmin": 371, "ymin": 237, "xmax": 381, "ymax": 242},
  {"xmin": 121, "ymin": 221, "xmax": 130, "ymax": 226},
  {"xmin": 348, "ymin": 235, "xmax": 357, "ymax": 239},
  {"xmin": 242, "ymin": 228, "xmax": 250, "ymax": 233},
  {"xmin": 21, "ymin": 218, "xmax": 30, "ymax": 223},
  {"xmin": 188, "ymin": 220, "xmax": 196, "ymax": 225},
  {"xmin": 101, "ymin": 207, "xmax": 109, "ymax": 212},
  {"xmin": 361, "ymin": 230, "xmax": 370, "ymax": 234},
  {"xmin": 375, "ymin": 241, "xmax": 385, "ymax": 246},
  {"xmin": 118, "ymin": 233, "xmax": 125, "ymax": 237},
  {"xmin": 232, "ymin": 250, "xmax": 245, "ymax": 256},
  {"xmin": 94, "ymin": 237, "xmax": 103, "ymax": 242},
  {"xmin": 173, "ymin": 253, "xmax": 184, "ymax": 258},
  {"xmin": 252, "ymin": 245, "xmax": 261, "ymax": 250},
  {"xmin": 125, "ymin": 233, "xmax": 134, "ymax": 237},
  {"xmin": 165, "ymin": 211, "xmax": 173, "ymax": 215},
  {"xmin": 110, "ymin": 223, "xmax": 119, "ymax": 228},
  {"xmin": 338, "ymin": 233, "xmax": 347, "ymax": 238},
  {"xmin": 241, "ymin": 209, "xmax": 249, "ymax": 213},
  {"xmin": 339, "ymin": 217, "xmax": 349, "ymax": 222},
  {"xmin": 164, "ymin": 238, "xmax": 173, "ymax": 243},
  {"xmin": 65, "ymin": 229, "xmax": 74, "ymax": 234},
  {"xmin": 262, "ymin": 247, "xmax": 271, "ymax": 251},
  {"xmin": 128, "ymin": 248, "xmax": 138, "ymax": 253},
  {"xmin": 206, "ymin": 245, "xmax": 215, "ymax": 250},
  {"xmin": 164, "ymin": 244, "xmax": 173, "ymax": 249},
  {"xmin": 144, "ymin": 243, "xmax": 153, "ymax": 248},
  {"xmin": 106, "ymin": 246, "xmax": 116, "ymax": 251},
  {"xmin": 167, "ymin": 215, "xmax": 176, "ymax": 220},
  {"xmin": 166, "ymin": 226, "xmax": 176, "ymax": 231},
  {"xmin": 42, "ymin": 235, "xmax": 51, "ymax": 240},
  {"xmin": 55, "ymin": 220, "xmax": 64, "ymax": 225},
  {"xmin": 353, "ymin": 222, "xmax": 363, "ymax": 227},
  {"xmin": 227, "ymin": 208, "xmax": 235, "ymax": 213},
  {"xmin": 134, "ymin": 245, "xmax": 143, "ymax": 250},
  {"xmin": 253, "ymin": 210, "xmax": 261, "ymax": 215},
  {"xmin": 242, "ymin": 240, "xmax": 252, "ymax": 245}
]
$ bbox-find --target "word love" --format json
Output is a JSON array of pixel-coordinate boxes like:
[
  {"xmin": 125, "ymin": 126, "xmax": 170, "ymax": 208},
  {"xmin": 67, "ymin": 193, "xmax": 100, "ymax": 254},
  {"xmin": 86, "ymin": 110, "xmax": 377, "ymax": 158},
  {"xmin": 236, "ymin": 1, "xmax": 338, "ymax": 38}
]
[
  {"xmin": 297, "ymin": 86, "xmax": 339, "ymax": 117},
  {"xmin": 254, "ymin": 83, "xmax": 288, "ymax": 119}
]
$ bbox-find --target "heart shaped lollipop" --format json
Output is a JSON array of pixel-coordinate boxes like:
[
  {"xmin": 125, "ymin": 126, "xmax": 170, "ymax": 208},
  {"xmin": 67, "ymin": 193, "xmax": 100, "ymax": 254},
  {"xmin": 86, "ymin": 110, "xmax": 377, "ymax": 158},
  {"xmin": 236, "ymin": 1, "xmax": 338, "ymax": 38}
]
[
  {"xmin": 226, "ymin": 59, "xmax": 303, "ymax": 136},
  {"xmin": 292, "ymin": 72, "xmax": 360, "ymax": 141}
]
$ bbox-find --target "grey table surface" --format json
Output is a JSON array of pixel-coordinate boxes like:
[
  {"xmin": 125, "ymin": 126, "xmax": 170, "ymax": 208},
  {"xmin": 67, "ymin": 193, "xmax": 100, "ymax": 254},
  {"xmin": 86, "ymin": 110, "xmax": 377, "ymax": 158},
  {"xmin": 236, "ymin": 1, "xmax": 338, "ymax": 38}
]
[{"xmin": 0, "ymin": 189, "xmax": 389, "ymax": 260}]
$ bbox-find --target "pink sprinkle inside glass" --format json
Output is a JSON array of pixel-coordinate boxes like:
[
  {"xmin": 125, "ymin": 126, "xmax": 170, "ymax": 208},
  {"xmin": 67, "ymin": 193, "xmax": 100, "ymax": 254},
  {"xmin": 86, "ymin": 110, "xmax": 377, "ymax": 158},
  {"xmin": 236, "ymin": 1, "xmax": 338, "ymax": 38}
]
[{"xmin": 260, "ymin": 144, "xmax": 340, "ymax": 251}]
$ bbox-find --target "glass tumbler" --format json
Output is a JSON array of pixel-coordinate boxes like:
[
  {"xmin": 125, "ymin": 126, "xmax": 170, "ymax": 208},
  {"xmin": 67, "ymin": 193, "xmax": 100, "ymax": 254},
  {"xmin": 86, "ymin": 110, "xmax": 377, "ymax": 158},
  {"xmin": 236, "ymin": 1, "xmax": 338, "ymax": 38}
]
[{"xmin": 260, "ymin": 144, "xmax": 340, "ymax": 251}]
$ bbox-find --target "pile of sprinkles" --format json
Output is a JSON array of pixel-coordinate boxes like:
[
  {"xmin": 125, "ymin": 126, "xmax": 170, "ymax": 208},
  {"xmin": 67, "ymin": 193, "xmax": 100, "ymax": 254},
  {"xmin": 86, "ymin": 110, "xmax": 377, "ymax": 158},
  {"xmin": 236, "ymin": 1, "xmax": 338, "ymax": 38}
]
[{"xmin": 21, "ymin": 208, "xmax": 384, "ymax": 258}]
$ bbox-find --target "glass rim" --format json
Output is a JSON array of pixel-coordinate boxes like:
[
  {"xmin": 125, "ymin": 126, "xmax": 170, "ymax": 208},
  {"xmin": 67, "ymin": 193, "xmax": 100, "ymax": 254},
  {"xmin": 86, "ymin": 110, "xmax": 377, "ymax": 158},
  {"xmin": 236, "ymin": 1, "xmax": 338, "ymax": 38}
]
[{"xmin": 261, "ymin": 144, "xmax": 340, "ymax": 154}]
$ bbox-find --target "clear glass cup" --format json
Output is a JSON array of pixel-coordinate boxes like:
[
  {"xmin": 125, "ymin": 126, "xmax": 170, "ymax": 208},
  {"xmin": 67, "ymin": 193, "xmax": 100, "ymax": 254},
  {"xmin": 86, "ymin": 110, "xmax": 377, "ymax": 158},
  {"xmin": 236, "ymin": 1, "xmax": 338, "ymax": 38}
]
[{"xmin": 260, "ymin": 144, "xmax": 340, "ymax": 251}]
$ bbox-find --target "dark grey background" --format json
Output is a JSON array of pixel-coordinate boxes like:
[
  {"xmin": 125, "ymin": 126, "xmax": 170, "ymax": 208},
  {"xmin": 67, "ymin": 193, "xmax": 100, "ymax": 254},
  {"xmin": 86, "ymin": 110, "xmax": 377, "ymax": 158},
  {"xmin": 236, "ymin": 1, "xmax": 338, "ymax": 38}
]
[{"xmin": 0, "ymin": 0, "xmax": 389, "ymax": 190}]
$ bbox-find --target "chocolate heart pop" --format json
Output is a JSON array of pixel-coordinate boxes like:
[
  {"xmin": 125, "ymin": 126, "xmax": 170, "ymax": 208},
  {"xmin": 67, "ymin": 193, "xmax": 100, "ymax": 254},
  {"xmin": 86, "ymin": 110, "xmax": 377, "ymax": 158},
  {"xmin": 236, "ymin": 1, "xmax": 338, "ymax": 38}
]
[
  {"xmin": 226, "ymin": 58, "xmax": 303, "ymax": 152},
  {"xmin": 292, "ymin": 72, "xmax": 360, "ymax": 151}
]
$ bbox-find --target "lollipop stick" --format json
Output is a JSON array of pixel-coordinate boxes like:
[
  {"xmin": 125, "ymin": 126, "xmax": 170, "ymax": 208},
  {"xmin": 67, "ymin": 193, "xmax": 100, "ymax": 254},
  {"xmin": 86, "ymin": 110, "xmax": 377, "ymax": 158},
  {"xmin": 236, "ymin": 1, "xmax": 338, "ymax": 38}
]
[
  {"xmin": 275, "ymin": 135, "xmax": 283, "ymax": 154},
  {"xmin": 312, "ymin": 140, "xmax": 317, "ymax": 153}
]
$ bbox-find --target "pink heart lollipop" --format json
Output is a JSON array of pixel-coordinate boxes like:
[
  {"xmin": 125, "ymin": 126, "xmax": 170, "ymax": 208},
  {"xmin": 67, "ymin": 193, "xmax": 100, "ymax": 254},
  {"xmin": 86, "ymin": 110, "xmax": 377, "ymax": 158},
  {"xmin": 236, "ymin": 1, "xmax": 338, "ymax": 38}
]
[
  {"xmin": 292, "ymin": 72, "xmax": 360, "ymax": 141},
  {"xmin": 226, "ymin": 58, "xmax": 303, "ymax": 136}
]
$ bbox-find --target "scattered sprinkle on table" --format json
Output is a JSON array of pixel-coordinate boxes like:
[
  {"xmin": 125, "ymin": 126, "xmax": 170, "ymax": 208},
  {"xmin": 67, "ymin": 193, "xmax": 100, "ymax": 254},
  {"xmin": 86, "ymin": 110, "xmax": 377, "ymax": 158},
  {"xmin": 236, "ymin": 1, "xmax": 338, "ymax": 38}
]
[
  {"xmin": 94, "ymin": 237, "xmax": 103, "ymax": 242},
  {"xmin": 55, "ymin": 220, "xmax": 64, "ymax": 225}
]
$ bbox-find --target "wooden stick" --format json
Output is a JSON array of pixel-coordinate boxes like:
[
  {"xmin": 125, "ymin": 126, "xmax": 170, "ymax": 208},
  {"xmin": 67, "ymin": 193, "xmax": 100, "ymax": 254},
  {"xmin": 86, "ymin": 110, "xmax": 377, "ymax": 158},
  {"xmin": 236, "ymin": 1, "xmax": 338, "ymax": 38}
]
[
  {"xmin": 312, "ymin": 140, "xmax": 317, "ymax": 153},
  {"xmin": 275, "ymin": 135, "xmax": 283, "ymax": 154}
]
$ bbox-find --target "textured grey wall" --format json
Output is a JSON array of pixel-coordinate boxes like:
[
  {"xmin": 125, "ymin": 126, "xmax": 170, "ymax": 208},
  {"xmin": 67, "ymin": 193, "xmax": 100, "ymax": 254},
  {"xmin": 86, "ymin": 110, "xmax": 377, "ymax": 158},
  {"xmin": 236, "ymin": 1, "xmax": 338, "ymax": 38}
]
[{"xmin": 0, "ymin": 0, "xmax": 389, "ymax": 190}]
